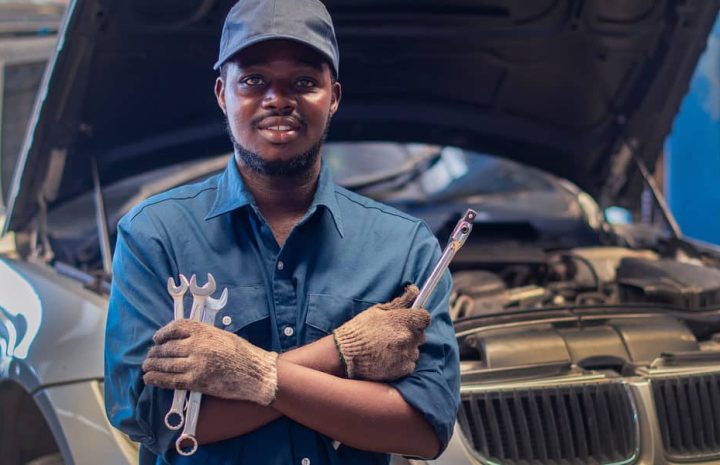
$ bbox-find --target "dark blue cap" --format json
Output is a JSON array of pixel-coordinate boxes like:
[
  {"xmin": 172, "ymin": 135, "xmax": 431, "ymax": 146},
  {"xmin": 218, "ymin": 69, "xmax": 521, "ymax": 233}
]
[{"xmin": 214, "ymin": 0, "xmax": 340, "ymax": 77}]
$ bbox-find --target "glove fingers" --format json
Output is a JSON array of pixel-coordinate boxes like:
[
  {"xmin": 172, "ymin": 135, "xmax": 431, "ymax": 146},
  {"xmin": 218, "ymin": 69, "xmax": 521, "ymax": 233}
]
[
  {"xmin": 148, "ymin": 340, "xmax": 190, "ymax": 358},
  {"xmin": 153, "ymin": 320, "xmax": 197, "ymax": 344},
  {"xmin": 384, "ymin": 284, "xmax": 420, "ymax": 309},
  {"xmin": 412, "ymin": 347, "xmax": 421, "ymax": 362},
  {"xmin": 142, "ymin": 356, "xmax": 191, "ymax": 374},
  {"xmin": 405, "ymin": 308, "xmax": 431, "ymax": 330},
  {"xmin": 143, "ymin": 371, "xmax": 194, "ymax": 390},
  {"xmin": 402, "ymin": 360, "xmax": 417, "ymax": 376}
]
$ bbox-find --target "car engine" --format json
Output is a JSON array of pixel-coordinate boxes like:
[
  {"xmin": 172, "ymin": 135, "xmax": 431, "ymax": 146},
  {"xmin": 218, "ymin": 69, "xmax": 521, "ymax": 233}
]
[{"xmin": 450, "ymin": 245, "xmax": 720, "ymax": 465}]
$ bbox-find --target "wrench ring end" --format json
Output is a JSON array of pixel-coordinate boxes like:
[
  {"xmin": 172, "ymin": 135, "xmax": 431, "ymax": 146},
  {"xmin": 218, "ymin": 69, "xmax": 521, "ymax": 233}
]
[
  {"xmin": 176, "ymin": 434, "xmax": 199, "ymax": 456},
  {"xmin": 164, "ymin": 410, "xmax": 184, "ymax": 430}
]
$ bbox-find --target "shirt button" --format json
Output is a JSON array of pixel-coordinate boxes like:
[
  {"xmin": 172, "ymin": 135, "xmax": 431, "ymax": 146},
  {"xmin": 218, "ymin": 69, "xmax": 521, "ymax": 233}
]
[
  {"xmin": 301, "ymin": 459, "xmax": 311, "ymax": 465},
  {"xmin": 277, "ymin": 261, "xmax": 284, "ymax": 271},
  {"xmin": 221, "ymin": 315, "xmax": 232, "ymax": 326},
  {"xmin": 283, "ymin": 326, "xmax": 294, "ymax": 337}
]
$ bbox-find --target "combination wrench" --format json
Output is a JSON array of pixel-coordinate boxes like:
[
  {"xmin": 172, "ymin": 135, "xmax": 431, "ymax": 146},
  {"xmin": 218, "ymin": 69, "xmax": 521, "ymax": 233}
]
[
  {"xmin": 162, "ymin": 273, "xmax": 215, "ymax": 431},
  {"xmin": 176, "ymin": 287, "xmax": 229, "ymax": 456},
  {"xmin": 164, "ymin": 274, "xmax": 190, "ymax": 430},
  {"xmin": 188, "ymin": 273, "xmax": 216, "ymax": 321}
]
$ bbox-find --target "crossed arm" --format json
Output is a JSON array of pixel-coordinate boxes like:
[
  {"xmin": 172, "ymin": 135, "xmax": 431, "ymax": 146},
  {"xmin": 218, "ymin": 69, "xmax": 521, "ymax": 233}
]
[{"xmin": 195, "ymin": 335, "xmax": 440, "ymax": 458}]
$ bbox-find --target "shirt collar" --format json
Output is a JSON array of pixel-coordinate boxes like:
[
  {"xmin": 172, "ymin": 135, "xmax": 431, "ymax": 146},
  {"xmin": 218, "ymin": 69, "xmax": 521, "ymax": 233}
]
[
  {"xmin": 310, "ymin": 160, "xmax": 345, "ymax": 238},
  {"xmin": 205, "ymin": 157, "xmax": 345, "ymax": 238},
  {"xmin": 204, "ymin": 156, "xmax": 254, "ymax": 220}
]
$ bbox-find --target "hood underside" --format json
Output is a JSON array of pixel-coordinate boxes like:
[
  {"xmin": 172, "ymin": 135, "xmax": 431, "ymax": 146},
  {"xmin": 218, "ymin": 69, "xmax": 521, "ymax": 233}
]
[{"xmin": 4, "ymin": 0, "xmax": 719, "ymax": 233}]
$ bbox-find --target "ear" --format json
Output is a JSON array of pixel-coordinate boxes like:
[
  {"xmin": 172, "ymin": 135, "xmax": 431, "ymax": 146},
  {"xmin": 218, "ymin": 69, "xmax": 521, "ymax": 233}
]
[
  {"xmin": 329, "ymin": 80, "xmax": 341, "ymax": 116},
  {"xmin": 214, "ymin": 76, "xmax": 227, "ymax": 115}
]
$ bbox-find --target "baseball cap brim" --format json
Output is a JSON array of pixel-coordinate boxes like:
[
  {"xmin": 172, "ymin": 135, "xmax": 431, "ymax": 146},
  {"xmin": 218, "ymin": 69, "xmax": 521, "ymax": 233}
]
[{"xmin": 213, "ymin": 33, "xmax": 338, "ymax": 77}]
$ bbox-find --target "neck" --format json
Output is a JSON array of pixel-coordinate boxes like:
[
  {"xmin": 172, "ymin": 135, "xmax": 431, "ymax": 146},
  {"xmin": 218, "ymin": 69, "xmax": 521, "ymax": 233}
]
[{"xmin": 235, "ymin": 156, "xmax": 321, "ymax": 219}]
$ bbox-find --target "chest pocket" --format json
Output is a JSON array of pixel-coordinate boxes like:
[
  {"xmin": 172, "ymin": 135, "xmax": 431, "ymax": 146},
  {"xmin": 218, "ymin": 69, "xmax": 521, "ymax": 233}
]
[
  {"xmin": 213, "ymin": 285, "xmax": 272, "ymax": 350},
  {"xmin": 303, "ymin": 294, "xmax": 379, "ymax": 344}
]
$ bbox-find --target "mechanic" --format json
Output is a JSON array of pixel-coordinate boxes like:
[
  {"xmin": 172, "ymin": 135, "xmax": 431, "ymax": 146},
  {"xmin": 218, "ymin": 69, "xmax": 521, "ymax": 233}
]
[{"xmin": 104, "ymin": 0, "xmax": 460, "ymax": 464}]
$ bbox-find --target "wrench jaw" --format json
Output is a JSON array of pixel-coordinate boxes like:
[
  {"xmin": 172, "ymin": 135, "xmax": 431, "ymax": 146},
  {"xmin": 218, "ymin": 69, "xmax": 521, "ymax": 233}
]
[
  {"xmin": 188, "ymin": 274, "xmax": 217, "ymax": 321},
  {"xmin": 202, "ymin": 288, "xmax": 228, "ymax": 324},
  {"xmin": 167, "ymin": 274, "xmax": 189, "ymax": 295},
  {"xmin": 167, "ymin": 274, "xmax": 190, "ymax": 324}
]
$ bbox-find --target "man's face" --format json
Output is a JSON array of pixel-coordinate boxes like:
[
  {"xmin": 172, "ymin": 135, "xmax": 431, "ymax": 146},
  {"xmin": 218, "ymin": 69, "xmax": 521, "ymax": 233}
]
[{"xmin": 215, "ymin": 39, "xmax": 341, "ymax": 176}]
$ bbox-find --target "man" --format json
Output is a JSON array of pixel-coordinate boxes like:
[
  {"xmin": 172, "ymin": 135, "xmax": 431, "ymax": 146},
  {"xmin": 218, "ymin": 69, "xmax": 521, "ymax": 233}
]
[{"xmin": 104, "ymin": 0, "xmax": 460, "ymax": 464}]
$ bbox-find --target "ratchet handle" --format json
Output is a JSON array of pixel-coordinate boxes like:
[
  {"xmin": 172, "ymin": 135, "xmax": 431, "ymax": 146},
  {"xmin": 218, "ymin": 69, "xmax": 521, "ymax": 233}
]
[{"xmin": 412, "ymin": 209, "xmax": 476, "ymax": 309}]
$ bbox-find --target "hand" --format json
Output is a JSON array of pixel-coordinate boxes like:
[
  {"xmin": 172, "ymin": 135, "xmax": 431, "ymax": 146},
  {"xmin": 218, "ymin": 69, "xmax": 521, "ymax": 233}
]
[
  {"xmin": 142, "ymin": 320, "xmax": 278, "ymax": 406},
  {"xmin": 333, "ymin": 284, "xmax": 431, "ymax": 381}
]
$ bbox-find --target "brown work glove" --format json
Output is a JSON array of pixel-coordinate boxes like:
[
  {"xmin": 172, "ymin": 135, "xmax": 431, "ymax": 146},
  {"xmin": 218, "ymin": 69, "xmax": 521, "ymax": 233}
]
[
  {"xmin": 142, "ymin": 320, "xmax": 278, "ymax": 406},
  {"xmin": 333, "ymin": 284, "xmax": 431, "ymax": 381}
]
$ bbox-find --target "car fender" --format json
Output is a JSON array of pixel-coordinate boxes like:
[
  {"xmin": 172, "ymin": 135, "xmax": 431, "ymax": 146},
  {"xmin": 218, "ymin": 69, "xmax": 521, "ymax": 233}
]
[{"xmin": 0, "ymin": 256, "xmax": 107, "ymax": 391}]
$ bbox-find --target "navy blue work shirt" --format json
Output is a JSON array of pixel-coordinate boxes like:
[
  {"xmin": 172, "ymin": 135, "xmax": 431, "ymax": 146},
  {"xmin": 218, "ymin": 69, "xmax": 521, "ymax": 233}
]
[{"xmin": 104, "ymin": 157, "xmax": 460, "ymax": 465}]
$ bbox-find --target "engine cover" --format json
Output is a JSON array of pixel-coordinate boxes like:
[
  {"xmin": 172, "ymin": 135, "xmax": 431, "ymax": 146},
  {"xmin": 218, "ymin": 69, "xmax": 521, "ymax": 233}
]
[{"xmin": 617, "ymin": 258, "xmax": 720, "ymax": 308}]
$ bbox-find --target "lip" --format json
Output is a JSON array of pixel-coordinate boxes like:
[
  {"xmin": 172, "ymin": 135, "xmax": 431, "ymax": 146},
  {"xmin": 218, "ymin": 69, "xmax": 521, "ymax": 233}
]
[
  {"xmin": 256, "ymin": 116, "xmax": 302, "ymax": 144},
  {"xmin": 257, "ymin": 116, "xmax": 301, "ymax": 130},
  {"xmin": 258, "ymin": 127, "xmax": 300, "ymax": 144}
]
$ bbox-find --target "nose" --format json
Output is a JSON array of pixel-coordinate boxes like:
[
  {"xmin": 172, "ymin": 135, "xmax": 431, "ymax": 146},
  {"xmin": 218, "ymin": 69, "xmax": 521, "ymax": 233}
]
[{"xmin": 261, "ymin": 82, "xmax": 296, "ymax": 114}]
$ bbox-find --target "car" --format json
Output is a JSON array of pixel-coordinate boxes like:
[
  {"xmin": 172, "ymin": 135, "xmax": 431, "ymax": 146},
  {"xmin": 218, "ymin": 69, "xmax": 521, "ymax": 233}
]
[{"xmin": 2, "ymin": 1, "xmax": 720, "ymax": 465}]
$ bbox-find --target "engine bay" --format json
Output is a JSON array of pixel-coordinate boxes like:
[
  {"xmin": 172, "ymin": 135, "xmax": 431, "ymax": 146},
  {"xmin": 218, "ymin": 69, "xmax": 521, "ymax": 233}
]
[{"xmin": 451, "ymin": 245, "xmax": 720, "ymax": 379}]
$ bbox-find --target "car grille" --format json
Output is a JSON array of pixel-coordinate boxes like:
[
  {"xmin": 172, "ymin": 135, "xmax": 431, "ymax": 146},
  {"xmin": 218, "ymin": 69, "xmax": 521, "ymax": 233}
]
[
  {"xmin": 458, "ymin": 382, "xmax": 638, "ymax": 465},
  {"xmin": 652, "ymin": 373, "xmax": 720, "ymax": 460}
]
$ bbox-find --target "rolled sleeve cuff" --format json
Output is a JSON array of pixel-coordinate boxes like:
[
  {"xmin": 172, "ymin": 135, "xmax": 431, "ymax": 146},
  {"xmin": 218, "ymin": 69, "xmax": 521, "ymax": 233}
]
[
  {"xmin": 391, "ymin": 368, "xmax": 459, "ymax": 458},
  {"xmin": 106, "ymin": 383, "xmax": 178, "ymax": 461}
]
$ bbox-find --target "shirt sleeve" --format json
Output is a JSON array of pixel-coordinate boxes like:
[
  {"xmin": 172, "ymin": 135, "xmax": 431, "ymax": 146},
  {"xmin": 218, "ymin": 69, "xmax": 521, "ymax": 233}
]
[
  {"xmin": 104, "ymin": 209, "xmax": 179, "ymax": 460},
  {"xmin": 391, "ymin": 221, "xmax": 461, "ymax": 458}
]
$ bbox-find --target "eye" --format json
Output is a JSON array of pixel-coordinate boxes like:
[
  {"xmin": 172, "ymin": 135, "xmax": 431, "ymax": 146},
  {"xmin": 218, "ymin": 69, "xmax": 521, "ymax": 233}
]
[
  {"xmin": 240, "ymin": 75, "xmax": 264, "ymax": 86},
  {"xmin": 296, "ymin": 78, "xmax": 317, "ymax": 89}
]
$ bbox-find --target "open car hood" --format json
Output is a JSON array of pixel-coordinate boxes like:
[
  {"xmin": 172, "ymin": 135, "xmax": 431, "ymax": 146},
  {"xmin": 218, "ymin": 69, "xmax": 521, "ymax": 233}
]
[{"xmin": 4, "ymin": 0, "xmax": 719, "ymax": 233}]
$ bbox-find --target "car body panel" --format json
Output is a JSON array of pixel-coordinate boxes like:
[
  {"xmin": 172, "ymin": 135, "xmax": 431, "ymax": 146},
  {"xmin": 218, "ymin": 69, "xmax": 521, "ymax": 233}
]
[
  {"xmin": 0, "ymin": 34, "xmax": 58, "ymax": 206},
  {"xmin": 0, "ymin": 257, "xmax": 106, "ymax": 390},
  {"xmin": 40, "ymin": 380, "xmax": 136, "ymax": 465}
]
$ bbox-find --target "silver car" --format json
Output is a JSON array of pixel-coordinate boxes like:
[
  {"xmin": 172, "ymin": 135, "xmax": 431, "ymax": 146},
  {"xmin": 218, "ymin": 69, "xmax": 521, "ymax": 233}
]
[{"xmin": 3, "ymin": 1, "xmax": 720, "ymax": 465}]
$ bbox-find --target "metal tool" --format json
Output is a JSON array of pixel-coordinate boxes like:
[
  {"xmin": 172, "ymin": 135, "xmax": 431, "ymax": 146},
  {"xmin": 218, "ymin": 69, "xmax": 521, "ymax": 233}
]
[
  {"xmin": 412, "ymin": 209, "xmax": 476, "ymax": 309},
  {"xmin": 163, "ymin": 274, "xmax": 190, "ymax": 430},
  {"xmin": 163, "ymin": 273, "xmax": 215, "ymax": 431},
  {"xmin": 188, "ymin": 273, "xmax": 216, "ymax": 320},
  {"xmin": 176, "ymin": 288, "xmax": 228, "ymax": 457}
]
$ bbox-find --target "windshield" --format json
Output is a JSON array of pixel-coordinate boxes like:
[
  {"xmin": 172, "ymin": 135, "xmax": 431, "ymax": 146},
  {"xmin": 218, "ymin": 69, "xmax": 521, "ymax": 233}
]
[{"xmin": 324, "ymin": 142, "xmax": 558, "ymax": 203}]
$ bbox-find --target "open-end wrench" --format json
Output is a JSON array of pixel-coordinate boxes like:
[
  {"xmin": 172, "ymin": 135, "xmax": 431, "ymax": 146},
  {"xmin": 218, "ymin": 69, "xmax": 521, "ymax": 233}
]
[
  {"xmin": 176, "ymin": 288, "xmax": 229, "ymax": 456},
  {"xmin": 164, "ymin": 274, "xmax": 190, "ymax": 430},
  {"xmin": 188, "ymin": 274, "xmax": 216, "ymax": 321},
  {"xmin": 412, "ymin": 209, "xmax": 477, "ymax": 309}
]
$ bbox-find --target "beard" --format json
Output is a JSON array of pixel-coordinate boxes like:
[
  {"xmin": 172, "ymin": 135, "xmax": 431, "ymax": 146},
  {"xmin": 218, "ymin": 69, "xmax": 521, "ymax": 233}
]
[{"xmin": 226, "ymin": 117, "xmax": 331, "ymax": 177}]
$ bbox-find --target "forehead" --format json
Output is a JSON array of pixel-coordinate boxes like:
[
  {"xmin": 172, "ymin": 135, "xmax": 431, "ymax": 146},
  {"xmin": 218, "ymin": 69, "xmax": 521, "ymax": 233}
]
[{"xmin": 231, "ymin": 39, "xmax": 329, "ymax": 72}]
